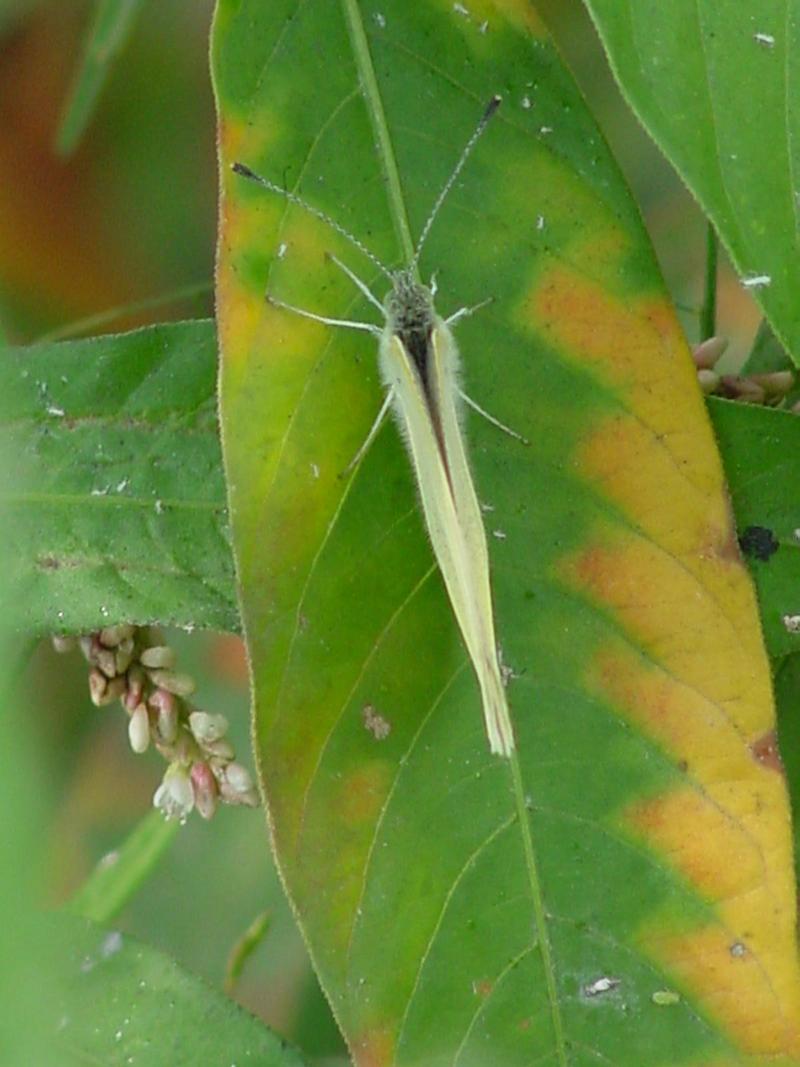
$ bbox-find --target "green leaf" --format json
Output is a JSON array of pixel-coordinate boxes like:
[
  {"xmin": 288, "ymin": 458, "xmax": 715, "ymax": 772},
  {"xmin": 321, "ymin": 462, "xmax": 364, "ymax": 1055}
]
[
  {"xmin": 50, "ymin": 912, "xmax": 308, "ymax": 1066},
  {"xmin": 709, "ymin": 398, "xmax": 800, "ymax": 661},
  {"xmin": 213, "ymin": 1, "xmax": 800, "ymax": 1064},
  {"xmin": 743, "ymin": 319, "xmax": 793, "ymax": 375},
  {"xmin": 775, "ymin": 652, "xmax": 800, "ymax": 883},
  {"xmin": 55, "ymin": 0, "xmax": 147, "ymax": 156},
  {"xmin": 583, "ymin": 0, "xmax": 800, "ymax": 362},
  {"xmin": 1, "ymin": 321, "xmax": 237, "ymax": 636},
  {"xmin": 67, "ymin": 810, "xmax": 179, "ymax": 925}
]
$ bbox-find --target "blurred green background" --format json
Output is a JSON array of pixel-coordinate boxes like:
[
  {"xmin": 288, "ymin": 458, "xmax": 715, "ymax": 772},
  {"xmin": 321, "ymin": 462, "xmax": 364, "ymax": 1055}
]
[{"xmin": 0, "ymin": 1, "xmax": 764, "ymax": 1063}]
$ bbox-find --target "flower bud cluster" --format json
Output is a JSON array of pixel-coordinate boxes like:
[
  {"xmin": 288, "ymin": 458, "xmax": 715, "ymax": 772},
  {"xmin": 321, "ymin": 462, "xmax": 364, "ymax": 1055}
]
[
  {"xmin": 53, "ymin": 625, "xmax": 258, "ymax": 822},
  {"xmin": 693, "ymin": 336, "xmax": 797, "ymax": 408}
]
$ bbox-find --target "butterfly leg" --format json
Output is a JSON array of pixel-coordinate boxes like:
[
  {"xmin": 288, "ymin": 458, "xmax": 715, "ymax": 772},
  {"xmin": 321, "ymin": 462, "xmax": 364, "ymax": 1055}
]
[
  {"xmin": 340, "ymin": 388, "xmax": 395, "ymax": 477},
  {"xmin": 266, "ymin": 293, "xmax": 381, "ymax": 335},
  {"xmin": 459, "ymin": 390, "xmax": 530, "ymax": 445}
]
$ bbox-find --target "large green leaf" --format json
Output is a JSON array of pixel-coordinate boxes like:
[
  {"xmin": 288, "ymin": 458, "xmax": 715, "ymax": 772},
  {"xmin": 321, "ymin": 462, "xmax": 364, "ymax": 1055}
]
[
  {"xmin": 583, "ymin": 0, "xmax": 800, "ymax": 363},
  {"xmin": 0, "ymin": 321, "xmax": 236, "ymax": 636},
  {"xmin": 214, "ymin": 1, "xmax": 800, "ymax": 1064},
  {"xmin": 49, "ymin": 913, "xmax": 308, "ymax": 1066}
]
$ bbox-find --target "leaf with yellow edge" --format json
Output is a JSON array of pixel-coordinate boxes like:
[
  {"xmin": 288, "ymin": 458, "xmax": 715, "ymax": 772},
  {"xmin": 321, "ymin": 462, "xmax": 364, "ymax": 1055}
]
[{"xmin": 213, "ymin": 1, "xmax": 800, "ymax": 1063}]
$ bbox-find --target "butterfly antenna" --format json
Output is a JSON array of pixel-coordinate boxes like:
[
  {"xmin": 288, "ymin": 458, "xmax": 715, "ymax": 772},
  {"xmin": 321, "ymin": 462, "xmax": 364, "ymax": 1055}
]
[
  {"xmin": 413, "ymin": 95, "xmax": 502, "ymax": 268},
  {"xmin": 231, "ymin": 162, "xmax": 394, "ymax": 282}
]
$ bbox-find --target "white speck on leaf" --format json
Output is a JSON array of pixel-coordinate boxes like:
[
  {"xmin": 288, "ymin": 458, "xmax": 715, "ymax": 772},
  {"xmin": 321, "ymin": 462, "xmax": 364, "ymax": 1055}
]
[
  {"xmin": 154, "ymin": 499, "xmax": 164, "ymax": 514},
  {"xmin": 453, "ymin": 1, "xmax": 469, "ymax": 15},
  {"xmin": 492, "ymin": 529, "xmax": 507, "ymax": 540},
  {"xmin": 374, "ymin": 11, "xmax": 386, "ymax": 28},
  {"xmin": 479, "ymin": 19, "xmax": 488, "ymax": 33},
  {"xmin": 540, "ymin": 125, "xmax": 553, "ymax": 135},
  {"xmin": 277, "ymin": 241, "xmax": 287, "ymax": 259},
  {"xmin": 536, "ymin": 215, "xmax": 546, "ymax": 230},
  {"xmin": 101, "ymin": 931, "xmax": 123, "ymax": 958},
  {"xmin": 754, "ymin": 32, "xmax": 775, "ymax": 47},
  {"xmin": 116, "ymin": 478, "xmax": 129, "ymax": 493},
  {"xmin": 311, "ymin": 463, "xmax": 320, "ymax": 479},
  {"xmin": 742, "ymin": 274, "xmax": 771, "ymax": 289},
  {"xmin": 46, "ymin": 405, "xmax": 65, "ymax": 417},
  {"xmin": 363, "ymin": 703, "xmax": 391, "ymax": 740},
  {"xmin": 521, "ymin": 95, "xmax": 531, "ymax": 110},
  {"xmin": 782, "ymin": 614, "xmax": 800, "ymax": 633},
  {"xmin": 583, "ymin": 976, "xmax": 621, "ymax": 997}
]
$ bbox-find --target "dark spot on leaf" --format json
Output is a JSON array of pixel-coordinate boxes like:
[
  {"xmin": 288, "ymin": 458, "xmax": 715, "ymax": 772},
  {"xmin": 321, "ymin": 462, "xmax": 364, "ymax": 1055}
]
[
  {"xmin": 749, "ymin": 730, "xmax": 785, "ymax": 774},
  {"xmin": 37, "ymin": 556, "xmax": 60, "ymax": 570},
  {"xmin": 738, "ymin": 525, "xmax": 779, "ymax": 561}
]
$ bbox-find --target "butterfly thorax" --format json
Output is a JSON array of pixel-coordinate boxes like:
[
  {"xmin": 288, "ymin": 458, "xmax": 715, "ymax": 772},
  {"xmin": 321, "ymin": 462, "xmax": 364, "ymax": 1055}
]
[{"xmin": 385, "ymin": 270, "xmax": 436, "ymax": 383}]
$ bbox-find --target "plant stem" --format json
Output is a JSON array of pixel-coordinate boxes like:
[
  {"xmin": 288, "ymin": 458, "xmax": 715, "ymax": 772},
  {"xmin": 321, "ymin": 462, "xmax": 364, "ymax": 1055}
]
[{"xmin": 701, "ymin": 222, "xmax": 718, "ymax": 341}]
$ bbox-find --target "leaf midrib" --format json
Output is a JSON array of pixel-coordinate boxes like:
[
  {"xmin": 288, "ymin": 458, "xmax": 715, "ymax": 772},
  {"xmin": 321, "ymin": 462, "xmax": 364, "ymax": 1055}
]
[
  {"xmin": 341, "ymin": 0, "xmax": 416, "ymax": 271},
  {"xmin": 338, "ymin": 2, "xmax": 568, "ymax": 1062}
]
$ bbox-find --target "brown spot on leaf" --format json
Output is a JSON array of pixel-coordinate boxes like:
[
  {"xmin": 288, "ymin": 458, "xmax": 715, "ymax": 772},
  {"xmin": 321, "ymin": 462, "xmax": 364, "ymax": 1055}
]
[
  {"xmin": 472, "ymin": 977, "xmax": 494, "ymax": 998},
  {"xmin": 749, "ymin": 730, "xmax": 785, "ymax": 774}
]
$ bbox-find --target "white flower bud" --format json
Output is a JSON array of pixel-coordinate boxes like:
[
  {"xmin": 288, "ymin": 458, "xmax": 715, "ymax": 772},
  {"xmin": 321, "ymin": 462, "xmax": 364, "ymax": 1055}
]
[
  {"xmin": 188, "ymin": 711, "xmax": 229, "ymax": 746},
  {"xmin": 96, "ymin": 647, "xmax": 118, "ymax": 679},
  {"xmin": 203, "ymin": 737, "xmax": 235, "ymax": 761},
  {"xmin": 114, "ymin": 637, "xmax": 135, "ymax": 675},
  {"xmin": 224, "ymin": 762, "xmax": 253, "ymax": 795},
  {"xmin": 154, "ymin": 699, "xmax": 179, "ymax": 744},
  {"xmin": 128, "ymin": 704, "xmax": 150, "ymax": 754},
  {"xmin": 140, "ymin": 646, "xmax": 177, "ymax": 669},
  {"xmin": 99, "ymin": 624, "xmax": 135, "ymax": 648},
  {"xmin": 153, "ymin": 765, "xmax": 194, "ymax": 821},
  {"xmin": 147, "ymin": 670, "xmax": 195, "ymax": 697},
  {"xmin": 89, "ymin": 670, "xmax": 125, "ymax": 707}
]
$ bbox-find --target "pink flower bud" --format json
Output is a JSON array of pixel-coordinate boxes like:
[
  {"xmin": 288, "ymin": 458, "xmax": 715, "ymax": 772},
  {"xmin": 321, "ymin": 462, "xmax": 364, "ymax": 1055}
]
[
  {"xmin": 124, "ymin": 664, "xmax": 146, "ymax": 711},
  {"xmin": 692, "ymin": 335, "xmax": 728, "ymax": 369},
  {"xmin": 190, "ymin": 762, "xmax": 218, "ymax": 820}
]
